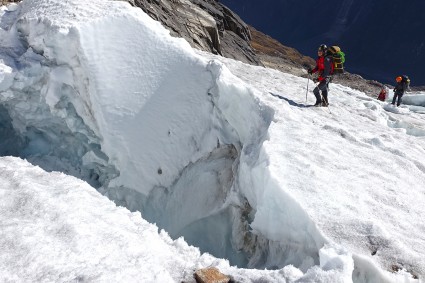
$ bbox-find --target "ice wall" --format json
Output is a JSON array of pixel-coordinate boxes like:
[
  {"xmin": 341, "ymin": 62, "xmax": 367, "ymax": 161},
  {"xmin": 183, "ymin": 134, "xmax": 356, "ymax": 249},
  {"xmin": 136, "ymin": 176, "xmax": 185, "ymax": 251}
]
[{"xmin": 0, "ymin": 0, "xmax": 348, "ymax": 275}]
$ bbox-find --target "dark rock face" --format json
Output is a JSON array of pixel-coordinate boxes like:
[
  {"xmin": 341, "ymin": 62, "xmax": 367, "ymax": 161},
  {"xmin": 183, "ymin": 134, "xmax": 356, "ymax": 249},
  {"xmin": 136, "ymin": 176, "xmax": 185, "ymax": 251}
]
[
  {"xmin": 1, "ymin": 0, "xmax": 19, "ymax": 4},
  {"xmin": 219, "ymin": 0, "xmax": 425, "ymax": 86},
  {"xmin": 133, "ymin": 0, "xmax": 262, "ymax": 65}
]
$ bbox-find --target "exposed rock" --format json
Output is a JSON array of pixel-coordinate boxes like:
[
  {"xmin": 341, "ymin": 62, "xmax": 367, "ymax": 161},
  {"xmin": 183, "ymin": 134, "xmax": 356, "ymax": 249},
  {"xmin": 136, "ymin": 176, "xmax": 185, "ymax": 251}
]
[
  {"xmin": 191, "ymin": 0, "xmax": 260, "ymax": 65},
  {"xmin": 194, "ymin": 267, "xmax": 230, "ymax": 283},
  {"xmin": 248, "ymin": 25, "xmax": 314, "ymax": 77},
  {"xmin": 134, "ymin": 0, "xmax": 218, "ymax": 52},
  {"xmin": 330, "ymin": 73, "xmax": 384, "ymax": 97},
  {"xmin": 1, "ymin": 0, "xmax": 20, "ymax": 4},
  {"xmin": 133, "ymin": 0, "xmax": 261, "ymax": 65}
]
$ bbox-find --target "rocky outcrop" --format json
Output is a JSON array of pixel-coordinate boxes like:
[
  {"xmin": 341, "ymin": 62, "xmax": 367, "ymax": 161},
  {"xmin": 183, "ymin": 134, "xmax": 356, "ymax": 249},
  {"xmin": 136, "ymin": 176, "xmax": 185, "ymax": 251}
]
[
  {"xmin": 194, "ymin": 267, "xmax": 231, "ymax": 283},
  {"xmin": 248, "ymin": 25, "xmax": 315, "ymax": 77},
  {"xmin": 1, "ymin": 0, "xmax": 19, "ymax": 5},
  {"xmin": 133, "ymin": 0, "xmax": 262, "ymax": 65}
]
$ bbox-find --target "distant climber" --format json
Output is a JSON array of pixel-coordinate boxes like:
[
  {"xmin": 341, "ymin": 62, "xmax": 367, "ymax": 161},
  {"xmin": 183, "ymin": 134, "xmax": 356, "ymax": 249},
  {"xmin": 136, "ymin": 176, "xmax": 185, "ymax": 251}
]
[
  {"xmin": 391, "ymin": 75, "xmax": 410, "ymax": 107},
  {"xmin": 308, "ymin": 44, "xmax": 334, "ymax": 107},
  {"xmin": 377, "ymin": 86, "xmax": 387, "ymax": 101}
]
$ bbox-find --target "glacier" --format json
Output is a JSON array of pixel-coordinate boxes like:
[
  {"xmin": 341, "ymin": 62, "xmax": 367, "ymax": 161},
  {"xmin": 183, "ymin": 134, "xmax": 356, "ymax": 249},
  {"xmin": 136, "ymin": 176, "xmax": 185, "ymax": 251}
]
[{"xmin": 1, "ymin": 0, "xmax": 424, "ymax": 282}]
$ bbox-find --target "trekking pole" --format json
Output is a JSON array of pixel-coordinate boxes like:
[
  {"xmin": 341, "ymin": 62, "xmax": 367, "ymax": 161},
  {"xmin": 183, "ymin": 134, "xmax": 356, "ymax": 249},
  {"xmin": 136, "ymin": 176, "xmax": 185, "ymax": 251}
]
[
  {"xmin": 306, "ymin": 74, "xmax": 310, "ymax": 102},
  {"xmin": 326, "ymin": 102, "xmax": 332, "ymax": 114},
  {"xmin": 320, "ymin": 94, "xmax": 332, "ymax": 114}
]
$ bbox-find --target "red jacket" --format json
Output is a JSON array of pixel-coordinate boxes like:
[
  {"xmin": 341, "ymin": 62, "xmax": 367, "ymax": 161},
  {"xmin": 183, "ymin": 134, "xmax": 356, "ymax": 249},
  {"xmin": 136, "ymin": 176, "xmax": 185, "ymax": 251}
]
[
  {"xmin": 377, "ymin": 89, "xmax": 387, "ymax": 101},
  {"xmin": 312, "ymin": 55, "xmax": 334, "ymax": 81}
]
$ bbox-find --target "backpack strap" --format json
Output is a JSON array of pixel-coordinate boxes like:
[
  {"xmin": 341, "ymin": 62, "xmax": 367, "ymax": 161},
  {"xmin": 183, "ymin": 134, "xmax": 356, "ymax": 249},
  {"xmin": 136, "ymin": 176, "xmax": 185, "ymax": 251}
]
[{"xmin": 329, "ymin": 46, "xmax": 341, "ymax": 53}]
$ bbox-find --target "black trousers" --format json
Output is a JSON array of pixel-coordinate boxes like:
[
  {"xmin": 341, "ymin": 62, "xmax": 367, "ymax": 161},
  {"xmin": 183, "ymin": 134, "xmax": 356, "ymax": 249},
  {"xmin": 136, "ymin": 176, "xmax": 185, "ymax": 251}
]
[
  {"xmin": 392, "ymin": 92, "xmax": 403, "ymax": 106},
  {"xmin": 313, "ymin": 80, "xmax": 329, "ymax": 105}
]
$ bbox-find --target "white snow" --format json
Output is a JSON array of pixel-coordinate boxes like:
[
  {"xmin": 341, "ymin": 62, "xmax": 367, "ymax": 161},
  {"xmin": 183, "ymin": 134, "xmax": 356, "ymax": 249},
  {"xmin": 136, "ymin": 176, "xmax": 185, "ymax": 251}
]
[{"xmin": 1, "ymin": 0, "xmax": 424, "ymax": 282}]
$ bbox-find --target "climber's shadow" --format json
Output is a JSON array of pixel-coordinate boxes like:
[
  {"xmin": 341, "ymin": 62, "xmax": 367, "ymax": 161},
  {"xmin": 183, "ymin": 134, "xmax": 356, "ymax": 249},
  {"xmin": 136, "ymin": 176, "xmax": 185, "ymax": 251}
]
[{"xmin": 269, "ymin": 92, "xmax": 312, "ymax": 108}]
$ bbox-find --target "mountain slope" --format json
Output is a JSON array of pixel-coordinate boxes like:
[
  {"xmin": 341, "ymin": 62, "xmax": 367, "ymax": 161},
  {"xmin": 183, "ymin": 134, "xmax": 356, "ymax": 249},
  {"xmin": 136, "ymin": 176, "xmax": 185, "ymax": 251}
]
[{"xmin": 219, "ymin": 0, "xmax": 425, "ymax": 85}]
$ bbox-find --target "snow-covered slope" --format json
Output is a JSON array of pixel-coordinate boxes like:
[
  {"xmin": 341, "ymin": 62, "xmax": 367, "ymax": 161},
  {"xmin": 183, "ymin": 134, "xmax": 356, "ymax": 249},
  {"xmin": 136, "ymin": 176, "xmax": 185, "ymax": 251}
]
[
  {"xmin": 0, "ymin": 157, "xmax": 204, "ymax": 282},
  {"xmin": 198, "ymin": 50, "xmax": 425, "ymax": 280},
  {"xmin": 1, "ymin": 0, "xmax": 424, "ymax": 282}
]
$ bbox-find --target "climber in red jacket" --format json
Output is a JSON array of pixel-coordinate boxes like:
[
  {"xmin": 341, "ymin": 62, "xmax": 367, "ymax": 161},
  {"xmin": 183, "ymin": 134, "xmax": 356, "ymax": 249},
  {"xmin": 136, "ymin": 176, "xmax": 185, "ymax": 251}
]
[
  {"xmin": 377, "ymin": 86, "xmax": 387, "ymax": 101},
  {"xmin": 308, "ymin": 44, "xmax": 334, "ymax": 107}
]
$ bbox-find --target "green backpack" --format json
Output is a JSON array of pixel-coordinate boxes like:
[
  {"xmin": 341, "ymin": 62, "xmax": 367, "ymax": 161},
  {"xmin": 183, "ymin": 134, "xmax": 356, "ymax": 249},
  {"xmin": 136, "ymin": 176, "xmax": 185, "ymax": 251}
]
[
  {"xmin": 329, "ymin": 46, "xmax": 345, "ymax": 74},
  {"xmin": 402, "ymin": 75, "xmax": 410, "ymax": 87}
]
